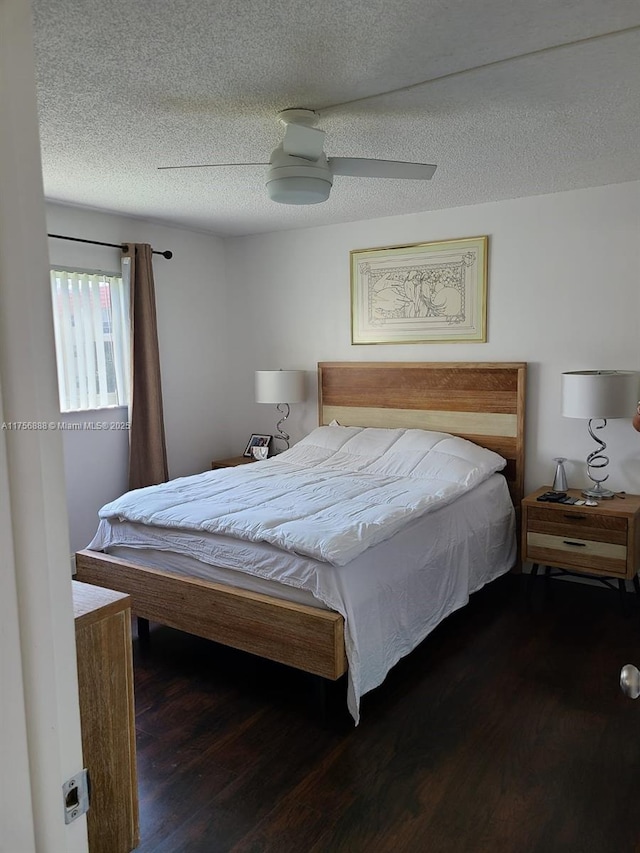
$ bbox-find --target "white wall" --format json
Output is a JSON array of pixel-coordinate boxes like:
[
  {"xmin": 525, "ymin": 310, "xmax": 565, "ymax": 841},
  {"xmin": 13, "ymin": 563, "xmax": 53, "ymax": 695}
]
[
  {"xmin": 224, "ymin": 181, "xmax": 640, "ymax": 496},
  {"xmin": 46, "ymin": 203, "xmax": 231, "ymax": 551}
]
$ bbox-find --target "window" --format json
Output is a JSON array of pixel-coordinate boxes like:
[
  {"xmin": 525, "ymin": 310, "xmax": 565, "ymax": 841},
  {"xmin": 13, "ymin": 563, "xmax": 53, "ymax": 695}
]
[{"xmin": 50, "ymin": 269, "xmax": 130, "ymax": 412}]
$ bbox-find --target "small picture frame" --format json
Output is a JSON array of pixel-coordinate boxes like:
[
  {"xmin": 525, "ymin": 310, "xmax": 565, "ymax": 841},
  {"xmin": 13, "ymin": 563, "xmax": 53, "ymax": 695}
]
[{"xmin": 243, "ymin": 433, "xmax": 272, "ymax": 457}]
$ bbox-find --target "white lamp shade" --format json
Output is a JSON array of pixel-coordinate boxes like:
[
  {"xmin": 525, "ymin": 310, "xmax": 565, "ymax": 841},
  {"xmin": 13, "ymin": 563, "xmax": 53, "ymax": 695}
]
[
  {"xmin": 255, "ymin": 370, "xmax": 305, "ymax": 404},
  {"xmin": 561, "ymin": 370, "xmax": 639, "ymax": 419}
]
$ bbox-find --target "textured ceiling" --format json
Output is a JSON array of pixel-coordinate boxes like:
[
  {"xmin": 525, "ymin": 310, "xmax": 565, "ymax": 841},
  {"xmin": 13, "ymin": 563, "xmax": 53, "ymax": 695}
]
[{"xmin": 32, "ymin": 0, "xmax": 640, "ymax": 237}]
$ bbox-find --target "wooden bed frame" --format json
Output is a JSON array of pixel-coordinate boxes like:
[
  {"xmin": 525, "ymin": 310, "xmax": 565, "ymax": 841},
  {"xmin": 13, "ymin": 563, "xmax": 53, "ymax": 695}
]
[{"xmin": 75, "ymin": 361, "xmax": 526, "ymax": 682}]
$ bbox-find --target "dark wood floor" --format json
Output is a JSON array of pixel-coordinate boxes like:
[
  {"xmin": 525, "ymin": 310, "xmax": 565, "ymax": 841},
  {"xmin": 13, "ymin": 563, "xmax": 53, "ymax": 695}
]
[{"xmin": 132, "ymin": 575, "xmax": 640, "ymax": 853}]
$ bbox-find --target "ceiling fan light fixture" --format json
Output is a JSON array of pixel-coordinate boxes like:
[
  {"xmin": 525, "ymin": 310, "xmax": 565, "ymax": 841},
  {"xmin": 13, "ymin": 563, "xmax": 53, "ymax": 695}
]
[
  {"xmin": 158, "ymin": 109, "xmax": 437, "ymax": 205},
  {"xmin": 266, "ymin": 175, "xmax": 331, "ymax": 205},
  {"xmin": 266, "ymin": 150, "xmax": 333, "ymax": 204}
]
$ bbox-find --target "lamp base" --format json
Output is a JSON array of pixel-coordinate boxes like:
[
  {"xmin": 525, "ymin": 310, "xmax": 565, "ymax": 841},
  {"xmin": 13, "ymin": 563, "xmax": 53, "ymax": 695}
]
[
  {"xmin": 274, "ymin": 403, "xmax": 291, "ymax": 450},
  {"xmin": 581, "ymin": 484, "xmax": 616, "ymax": 500}
]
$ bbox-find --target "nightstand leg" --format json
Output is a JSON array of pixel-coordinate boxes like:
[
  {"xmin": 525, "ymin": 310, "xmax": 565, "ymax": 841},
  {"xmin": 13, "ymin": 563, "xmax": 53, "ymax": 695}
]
[
  {"xmin": 544, "ymin": 565, "xmax": 553, "ymax": 601},
  {"xmin": 137, "ymin": 616, "xmax": 150, "ymax": 645},
  {"xmin": 527, "ymin": 563, "xmax": 540, "ymax": 606},
  {"xmin": 618, "ymin": 580, "xmax": 629, "ymax": 616}
]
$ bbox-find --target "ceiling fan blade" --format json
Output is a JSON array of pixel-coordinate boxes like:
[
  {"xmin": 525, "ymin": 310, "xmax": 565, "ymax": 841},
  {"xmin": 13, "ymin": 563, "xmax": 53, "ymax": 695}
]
[
  {"xmin": 329, "ymin": 158, "xmax": 437, "ymax": 180},
  {"xmin": 282, "ymin": 123, "xmax": 326, "ymax": 161},
  {"xmin": 158, "ymin": 162, "xmax": 268, "ymax": 170}
]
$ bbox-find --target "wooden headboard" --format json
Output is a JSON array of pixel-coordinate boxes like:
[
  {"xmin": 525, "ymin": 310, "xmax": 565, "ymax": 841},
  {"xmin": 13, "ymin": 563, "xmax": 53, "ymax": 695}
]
[{"xmin": 318, "ymin": 361, "xmax": 526, "ymax": 510}]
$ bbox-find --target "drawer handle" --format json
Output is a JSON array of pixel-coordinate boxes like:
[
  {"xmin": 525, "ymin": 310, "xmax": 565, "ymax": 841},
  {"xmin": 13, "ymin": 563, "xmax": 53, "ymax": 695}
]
[
  {"xmin": 563, "ymin": 540, "xmax": 586, "ymax": 547},
  {"xmin": 564, "ymin": 513, "xmax": 587, "ymax": 520}
]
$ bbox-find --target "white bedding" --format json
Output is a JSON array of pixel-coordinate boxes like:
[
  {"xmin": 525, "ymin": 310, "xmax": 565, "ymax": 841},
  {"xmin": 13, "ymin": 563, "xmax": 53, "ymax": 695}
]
[
  {"xmin": 89, "ymin": 471, "xmax": 516, "ymax": 724},
  {"xmin": 98, "ymin": 426, "xmax": 507, "ymax": 566}
]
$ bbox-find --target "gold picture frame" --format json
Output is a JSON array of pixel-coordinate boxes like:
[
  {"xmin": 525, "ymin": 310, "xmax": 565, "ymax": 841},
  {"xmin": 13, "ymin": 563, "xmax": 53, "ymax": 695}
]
[{"xmin": 350, "ymin": 236, "xmax": 488, "ymax": 344}]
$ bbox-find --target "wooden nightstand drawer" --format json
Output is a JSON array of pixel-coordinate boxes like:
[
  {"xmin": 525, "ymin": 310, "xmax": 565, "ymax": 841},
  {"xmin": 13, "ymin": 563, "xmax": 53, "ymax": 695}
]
[
  {"xmin": 526, "ymin": 506, "xmax": 627, "ymax": 545},
  {"xmin": 526, "ymin": 531, "xmax": 628, "ymax": 578}
]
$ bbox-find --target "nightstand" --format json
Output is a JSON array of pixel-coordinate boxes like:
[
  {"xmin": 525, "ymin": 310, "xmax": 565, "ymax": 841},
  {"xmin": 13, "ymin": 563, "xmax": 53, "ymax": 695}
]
[
  {"xmin": 211, "ymin": 455, "xmax": 255, "ymax": 470},
  {"xmin": 522, "ymin": 487, "xmax": 640, "ymax": 604}
]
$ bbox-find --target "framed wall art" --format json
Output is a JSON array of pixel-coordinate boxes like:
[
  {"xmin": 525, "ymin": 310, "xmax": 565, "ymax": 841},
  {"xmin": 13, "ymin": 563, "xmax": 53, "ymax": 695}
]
[{"xmin": 350, "ymin": 235, "xmax": 488, "ymax": 344}]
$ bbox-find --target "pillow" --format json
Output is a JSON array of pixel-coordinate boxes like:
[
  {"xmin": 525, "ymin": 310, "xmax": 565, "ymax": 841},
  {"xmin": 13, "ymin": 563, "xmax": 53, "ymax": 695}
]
[
  {"xmin": 295, "ymin": 424, "xmax": 362, "ymax": 451},
  {"xmin": 365, "ymin": 431, "xmax": 506, "ymax": 488},
  {"xmin": 289, "ymin": 425, "xmax": 506, "ymax": 488}
]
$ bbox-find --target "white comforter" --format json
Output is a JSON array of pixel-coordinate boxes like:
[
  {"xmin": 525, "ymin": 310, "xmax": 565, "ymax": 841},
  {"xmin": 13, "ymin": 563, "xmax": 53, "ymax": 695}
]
[{"xmin": 98, "ymin": 425, "xmax": 507, "ymax": 566}]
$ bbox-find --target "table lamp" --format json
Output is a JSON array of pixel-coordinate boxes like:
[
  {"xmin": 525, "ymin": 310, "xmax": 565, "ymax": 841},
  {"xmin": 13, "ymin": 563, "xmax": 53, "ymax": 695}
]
[
  {"xmin": 255, "ymin": 369, "xmax": 305, "ymax": 450},
  {"xmin": 561, "ymin": 370, "xmax": 639, "ymax": 499}
]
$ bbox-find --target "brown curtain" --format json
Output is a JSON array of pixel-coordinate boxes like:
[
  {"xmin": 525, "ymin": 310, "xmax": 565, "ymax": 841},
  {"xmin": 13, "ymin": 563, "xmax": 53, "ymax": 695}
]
[{"xmin": 124, "ymin": 243, "xmax": 169, "ymax": 490}]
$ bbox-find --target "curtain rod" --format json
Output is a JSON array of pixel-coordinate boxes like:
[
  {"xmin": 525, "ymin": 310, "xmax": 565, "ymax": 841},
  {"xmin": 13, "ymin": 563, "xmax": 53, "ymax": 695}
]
[{"xmin": 47, "ymin": 233, "xmax": 173, "ymax": 259}]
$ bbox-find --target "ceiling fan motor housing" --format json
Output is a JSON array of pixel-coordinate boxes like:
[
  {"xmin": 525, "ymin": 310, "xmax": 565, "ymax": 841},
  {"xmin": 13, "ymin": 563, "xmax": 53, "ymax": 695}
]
[{"xmin": 266, "ymin": 146, "xmax": 333, "ymax": 205}]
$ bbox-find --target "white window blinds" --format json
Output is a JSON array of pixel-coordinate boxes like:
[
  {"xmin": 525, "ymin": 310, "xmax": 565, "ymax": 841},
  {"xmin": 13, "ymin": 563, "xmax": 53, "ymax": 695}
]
[{"xmin": 50, "ymin": 269, "xmax": 130, "ymax": 412}]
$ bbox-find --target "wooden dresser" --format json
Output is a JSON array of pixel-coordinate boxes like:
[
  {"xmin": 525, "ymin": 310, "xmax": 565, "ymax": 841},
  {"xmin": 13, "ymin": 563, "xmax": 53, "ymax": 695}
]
[{"xmin": 72, "ymin": 581, "xmax": 139, "ymax": 853}]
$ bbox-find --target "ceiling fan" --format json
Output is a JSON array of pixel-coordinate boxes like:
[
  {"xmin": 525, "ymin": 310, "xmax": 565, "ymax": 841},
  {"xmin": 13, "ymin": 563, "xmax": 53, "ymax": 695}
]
[{"xmin": 158, "ymin": 109, "xmax": 437, "ymax": 205}]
